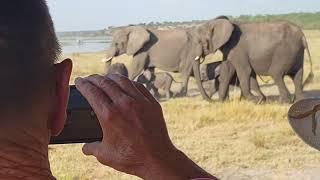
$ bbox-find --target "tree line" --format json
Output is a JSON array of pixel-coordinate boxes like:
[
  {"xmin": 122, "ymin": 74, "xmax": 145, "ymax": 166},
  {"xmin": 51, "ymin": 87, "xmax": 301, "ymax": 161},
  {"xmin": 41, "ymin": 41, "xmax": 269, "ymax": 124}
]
[
  {"xmin": 141, "ymin": 12, "xmax": 320, "ymax": 30},
  {"xmin": 58, "ymin": 12, "xmax": 320, "ymax": 38}
]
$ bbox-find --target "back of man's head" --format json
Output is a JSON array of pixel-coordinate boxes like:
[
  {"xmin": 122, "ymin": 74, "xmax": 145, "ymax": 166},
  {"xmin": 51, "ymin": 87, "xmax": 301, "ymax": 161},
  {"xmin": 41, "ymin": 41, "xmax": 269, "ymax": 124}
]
[{"xmin": 0, "ymin": 0, "xmax": 60, "ymax": 110}]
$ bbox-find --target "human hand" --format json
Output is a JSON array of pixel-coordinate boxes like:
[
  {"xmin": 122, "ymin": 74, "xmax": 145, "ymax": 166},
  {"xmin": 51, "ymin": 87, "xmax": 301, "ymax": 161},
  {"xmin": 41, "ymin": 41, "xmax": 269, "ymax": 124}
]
[{"xmin": 75, "ymin": 74, "xmax": 216, "ymax": 180}]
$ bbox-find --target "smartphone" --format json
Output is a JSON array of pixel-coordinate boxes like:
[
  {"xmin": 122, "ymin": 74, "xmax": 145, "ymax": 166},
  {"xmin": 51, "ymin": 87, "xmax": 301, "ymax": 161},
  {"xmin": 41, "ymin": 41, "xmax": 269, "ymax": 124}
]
[{"xmin": 50, "ymin": 85, "xmax": 103, "ymax": 144}]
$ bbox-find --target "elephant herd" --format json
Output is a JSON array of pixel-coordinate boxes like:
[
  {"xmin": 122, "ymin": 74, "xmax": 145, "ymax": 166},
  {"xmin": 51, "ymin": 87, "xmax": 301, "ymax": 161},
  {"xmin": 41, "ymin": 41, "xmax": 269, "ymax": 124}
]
[{"xmin": 103, "ymin": 16, "xmax": 314, "ymax": 103}]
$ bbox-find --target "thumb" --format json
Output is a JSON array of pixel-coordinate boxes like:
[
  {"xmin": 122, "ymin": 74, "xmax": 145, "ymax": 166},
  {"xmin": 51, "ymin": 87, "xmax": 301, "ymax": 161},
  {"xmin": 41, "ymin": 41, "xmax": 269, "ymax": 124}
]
[{"xmin": 82, "ymin": 142, "xmax": 102, "ymax": 156}]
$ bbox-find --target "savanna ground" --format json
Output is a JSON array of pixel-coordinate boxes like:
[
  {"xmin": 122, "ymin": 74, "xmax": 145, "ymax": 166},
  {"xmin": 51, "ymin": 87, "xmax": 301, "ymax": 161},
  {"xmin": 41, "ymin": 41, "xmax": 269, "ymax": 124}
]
[{"xmin": 49, "ymin": 30, "xmax": 320, "ymax": 179}]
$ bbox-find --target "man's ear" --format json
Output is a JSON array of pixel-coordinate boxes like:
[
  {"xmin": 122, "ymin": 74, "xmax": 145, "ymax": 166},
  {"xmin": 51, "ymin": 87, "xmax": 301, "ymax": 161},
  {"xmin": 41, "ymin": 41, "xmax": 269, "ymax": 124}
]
[{"xmin": 49, "ymin": 59, "xmax": 72, "ymax": 136}]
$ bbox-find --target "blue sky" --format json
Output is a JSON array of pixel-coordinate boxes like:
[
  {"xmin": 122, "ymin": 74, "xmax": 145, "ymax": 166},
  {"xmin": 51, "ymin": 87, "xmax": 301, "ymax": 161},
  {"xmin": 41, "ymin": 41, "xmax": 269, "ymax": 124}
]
[{"xmin": 47, "ymin": 0, "xmax": 320, "ymax": 32}]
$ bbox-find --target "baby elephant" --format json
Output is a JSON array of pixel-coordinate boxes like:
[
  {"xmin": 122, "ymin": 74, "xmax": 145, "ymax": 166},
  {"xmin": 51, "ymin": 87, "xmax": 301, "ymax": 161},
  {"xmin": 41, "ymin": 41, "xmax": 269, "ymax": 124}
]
[
  {"xmin": 200, "ymin": 61, "xmax": 221, "ymax": 97},
  {"xmin": 137, "ymin": 68, "xmax": 176, "ymax": 100},
  {"xmin": 105, "ymin": 63, "xmax": 129, "ymax": 77},
  {"xmin": 201, "ymin": 61, "xmax": 266, "ymax": 103}
]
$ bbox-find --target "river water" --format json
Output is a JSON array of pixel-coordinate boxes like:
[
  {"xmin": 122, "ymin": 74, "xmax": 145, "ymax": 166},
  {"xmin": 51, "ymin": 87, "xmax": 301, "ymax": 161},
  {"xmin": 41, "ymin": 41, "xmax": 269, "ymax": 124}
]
[{"xmin": 60, "ymin": 39, "xmax": 111, "ymax": 54}]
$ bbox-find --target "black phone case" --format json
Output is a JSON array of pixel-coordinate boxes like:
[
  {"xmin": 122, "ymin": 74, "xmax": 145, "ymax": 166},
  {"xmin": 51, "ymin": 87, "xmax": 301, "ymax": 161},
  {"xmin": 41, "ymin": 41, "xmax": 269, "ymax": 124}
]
[{"xmin": 50, "ymin": 85, "xmax": 103, "ymax": 144}]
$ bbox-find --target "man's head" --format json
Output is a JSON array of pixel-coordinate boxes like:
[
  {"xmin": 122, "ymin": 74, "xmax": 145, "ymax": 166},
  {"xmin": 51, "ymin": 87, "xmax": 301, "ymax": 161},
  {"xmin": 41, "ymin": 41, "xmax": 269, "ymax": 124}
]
[{"xmin": 0, "ymin": 0, "xmax": 72, "ymax": 141}]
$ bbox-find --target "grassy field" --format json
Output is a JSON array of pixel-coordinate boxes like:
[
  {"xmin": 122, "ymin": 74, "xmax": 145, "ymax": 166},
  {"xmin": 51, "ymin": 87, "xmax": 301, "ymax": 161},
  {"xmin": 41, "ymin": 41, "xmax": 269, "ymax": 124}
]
[{"xmin": 49, "ymin": 30, "xmax": 320, "ymax": 179}]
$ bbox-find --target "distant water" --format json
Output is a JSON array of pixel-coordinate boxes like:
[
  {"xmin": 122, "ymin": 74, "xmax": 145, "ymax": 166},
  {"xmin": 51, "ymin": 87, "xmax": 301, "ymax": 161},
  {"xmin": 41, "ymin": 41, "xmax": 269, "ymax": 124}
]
[{"xmin": 60, "ymin": 40, "xmax": 111, "ymax": 54}]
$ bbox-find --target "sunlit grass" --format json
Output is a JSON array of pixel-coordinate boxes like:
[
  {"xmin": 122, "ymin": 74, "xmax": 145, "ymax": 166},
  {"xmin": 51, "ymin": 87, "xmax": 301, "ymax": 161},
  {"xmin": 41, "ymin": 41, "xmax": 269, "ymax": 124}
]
[{"xmin": 50, "ymin": 30, "xmax": 320, "ymax": 179}]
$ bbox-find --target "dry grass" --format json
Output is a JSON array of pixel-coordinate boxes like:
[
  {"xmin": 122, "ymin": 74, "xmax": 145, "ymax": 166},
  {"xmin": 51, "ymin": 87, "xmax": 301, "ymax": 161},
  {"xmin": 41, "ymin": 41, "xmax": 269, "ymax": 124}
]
[{"xmin": 49, "ymin": 30, "xmax": 320, "ymax": 179}]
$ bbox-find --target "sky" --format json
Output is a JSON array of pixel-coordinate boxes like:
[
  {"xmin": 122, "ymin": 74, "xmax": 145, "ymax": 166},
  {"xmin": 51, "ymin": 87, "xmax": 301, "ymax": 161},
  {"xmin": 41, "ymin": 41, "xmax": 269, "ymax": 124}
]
[{"xmin": 47, "ymin": 0, "xmax": 320, "ymax": 32}]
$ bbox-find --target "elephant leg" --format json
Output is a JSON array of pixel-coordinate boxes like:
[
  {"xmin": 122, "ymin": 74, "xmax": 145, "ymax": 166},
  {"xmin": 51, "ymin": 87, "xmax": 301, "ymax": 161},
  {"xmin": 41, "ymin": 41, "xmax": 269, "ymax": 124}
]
[
  {"xmin": 239, "ymin": 76, "xmax": 257, "ymax": 101},
  {"xmin": 165, "ymin": 90, "xmax": 171, "ymax": 100},
  {"xmin": 165, "ymin": 80, "xmax": 173, "ymax": 100},
  {"xmin": 146, "ymin": 83, "xmax": 158, "ymax": 99},
  {"xmin": 218, "ymin": 62, "xmax": 233, "ymax": 101},
  {"xmin": 239, "ymin": 90, "xmax": 243, "ymax": 101},
  {"xmin": 218, "ymin": 77, "xmax": 230, "ymax": 101},
  {"xmin": 234, "ymin": 68, "xmax": 259, "ymax": 102},
  {"xmin": 200, "ymin": 81, "xmax": 216, "ymax": 98},
  {"xmin": 129, "ymin": 52, "xmax": 148, "ymax": 80},
  {"xmin": 250, "ymin": 76, "xmax": 266, "ymax": 103},
  {"xmin": 178, "ymin": 74, "xmax": 190, "ymax": 97},
  {"xmin": 208, "ymin": 80, "xmax": 219, "ymax": 98},
  {"xmin": 151, "ymin": 90, "xmax": 160, "ymax": 101},
  {"xmin": 228, "ymin": 52, "xmax": 259, "ymax": 102},
  {"xmin": 272, "ymin": 74, "xmax": 291, "ymax": 103},
  {"xmin": 104, "ymin": 60, "xmax": 112, "ymax": 75},
  {"xmin": 290, "ymin": 68, "xmax": 304, "ymax": 102}
]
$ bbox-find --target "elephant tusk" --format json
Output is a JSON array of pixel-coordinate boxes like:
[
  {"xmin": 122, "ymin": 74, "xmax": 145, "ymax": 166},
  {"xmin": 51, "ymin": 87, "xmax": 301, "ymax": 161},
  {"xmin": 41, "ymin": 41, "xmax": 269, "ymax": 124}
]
[
  {"xmin": 101, "ymin": 57, "xmax": 113, "ymax": 63},
  {"xmin": 194, "ymin": 56, "xmax": 200, "ymax": 61}
]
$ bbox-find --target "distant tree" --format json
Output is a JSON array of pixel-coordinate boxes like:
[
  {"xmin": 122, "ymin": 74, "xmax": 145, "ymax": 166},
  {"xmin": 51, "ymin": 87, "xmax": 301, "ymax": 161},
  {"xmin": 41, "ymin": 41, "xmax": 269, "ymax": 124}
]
[{"xmin": 230, "ymin": 12, "xmax": 320, "ymax": 29}]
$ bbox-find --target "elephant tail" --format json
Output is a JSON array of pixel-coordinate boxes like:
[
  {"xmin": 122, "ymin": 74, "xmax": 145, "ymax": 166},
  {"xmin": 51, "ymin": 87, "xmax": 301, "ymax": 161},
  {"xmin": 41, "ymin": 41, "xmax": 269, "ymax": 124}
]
[
  {"xmin": 257, "ymin": 75, "xmax": 270, "ymax": 84},
  {"xmin": 302, "ymin": 35, "xmax": 314, "ymax": 88},
  {"xmin": 167, "ymin": 73, "xmax": 182, "ymax": 84},
  {"xmin": 172, "ymin": 79, "xmax": 183, "ymax": 84}
]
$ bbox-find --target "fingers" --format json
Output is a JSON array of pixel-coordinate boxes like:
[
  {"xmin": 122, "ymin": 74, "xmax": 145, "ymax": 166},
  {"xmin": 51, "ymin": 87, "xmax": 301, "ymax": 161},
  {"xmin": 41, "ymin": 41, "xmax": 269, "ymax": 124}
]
[
  {"xmin": 108, "ymin": 74, "xmax": 146, "ymax": 100},
  {"xmin": 133, "ymin": 81, "xmax": 157, "ymax": 103},
  {"xmin": 75, "ymin": 77, "xmax": 130, "ymax": 132},
  {"xmin": 82, "ymin": 142, "xmax": 102, "ymax": 156},
  {"xmin": 85, "ymin": 75, "xmax": 128, "ymax": 103},
  {"xmin": 75, "ymin": 77, "xmax": 112, "ymax": 112},
  {"xmin": 82, "ymin": 142, "xmax": 115, "ymax": 168}
]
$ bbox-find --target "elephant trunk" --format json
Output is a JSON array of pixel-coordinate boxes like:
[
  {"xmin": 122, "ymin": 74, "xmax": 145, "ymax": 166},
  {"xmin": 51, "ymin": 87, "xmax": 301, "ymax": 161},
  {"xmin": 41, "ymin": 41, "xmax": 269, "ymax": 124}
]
[
  {"xmin": 104, "ymin": 59, "xmax": 112, "ymax": 74},
  {"xmin": 102, "ymin": 46, "xmax": 118, "ymax": 74},
  {"xmin": 192, "ymin": 60, "xmax": 212, "ymax": 102},
  {"xmin": 104, "ymin": 46, "xmax": 118, "ymax": 61}
]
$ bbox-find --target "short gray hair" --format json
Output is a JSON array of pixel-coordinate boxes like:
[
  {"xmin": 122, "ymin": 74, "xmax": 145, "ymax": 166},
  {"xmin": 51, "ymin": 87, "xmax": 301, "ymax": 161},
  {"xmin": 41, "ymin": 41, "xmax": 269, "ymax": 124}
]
[{"xmin": 0, "ymin": 0, "xmax": 60, "ymax": 108}]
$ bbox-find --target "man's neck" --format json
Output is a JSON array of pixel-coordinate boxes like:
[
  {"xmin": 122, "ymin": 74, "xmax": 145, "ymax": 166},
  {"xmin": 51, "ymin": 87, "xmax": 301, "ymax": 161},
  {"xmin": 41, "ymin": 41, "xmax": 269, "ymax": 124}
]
[{"xmin": 0, "ymin": 121, "xmax": 54, "ymax": 179}]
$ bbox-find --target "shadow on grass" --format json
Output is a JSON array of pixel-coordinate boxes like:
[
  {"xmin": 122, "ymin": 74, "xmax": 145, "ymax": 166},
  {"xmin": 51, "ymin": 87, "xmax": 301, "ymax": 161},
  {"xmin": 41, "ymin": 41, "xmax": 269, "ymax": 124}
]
[
  {"xmin": 304, "ymin": 89, "xmax": 320, "ymax": 98},
  {"xmin": 265, "ymin": 89, "xmax": 320, "ymax": 103},
  {"xmin": 156, "ymin": 88, "xmax": 320, "ymax": 103}
]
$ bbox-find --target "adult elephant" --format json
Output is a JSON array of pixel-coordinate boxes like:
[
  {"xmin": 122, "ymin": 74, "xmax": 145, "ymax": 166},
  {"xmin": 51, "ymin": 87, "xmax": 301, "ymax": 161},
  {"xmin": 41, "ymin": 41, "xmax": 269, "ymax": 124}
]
[
  {"xmin": 103, "ymin": 25, "xmax": 231, "ymax": 101},
  {"xmin": 198, "ymin": 18, "xmax": 314, "ymax": 103}
]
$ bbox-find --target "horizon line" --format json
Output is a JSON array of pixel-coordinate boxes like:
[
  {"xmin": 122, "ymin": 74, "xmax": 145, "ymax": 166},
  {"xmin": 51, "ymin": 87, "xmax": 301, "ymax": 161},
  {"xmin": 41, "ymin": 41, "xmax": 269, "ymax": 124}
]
[{"xmin": 56, "ymin": 11, "xmax": 320, "ymax": 33}]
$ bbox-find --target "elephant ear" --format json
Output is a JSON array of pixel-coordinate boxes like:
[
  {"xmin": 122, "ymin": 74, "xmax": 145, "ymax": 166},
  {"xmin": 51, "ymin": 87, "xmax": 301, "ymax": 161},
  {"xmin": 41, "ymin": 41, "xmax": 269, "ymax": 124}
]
[
  {"xmin": 127, "ymin": 26, "xmax": 150, "ymax": 56},
  {"xmin": 210, "ymin": 19, "xmax": 234, "ymax": 53}
]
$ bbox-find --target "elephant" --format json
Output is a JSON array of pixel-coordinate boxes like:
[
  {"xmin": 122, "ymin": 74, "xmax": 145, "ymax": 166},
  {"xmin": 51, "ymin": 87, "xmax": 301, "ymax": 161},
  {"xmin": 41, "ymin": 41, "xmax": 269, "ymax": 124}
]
[
  {"xmin": 197, "ymin": 17, "xmax": 314, "ymax": 103},
  {"xmin": 105, "ymin": 62, "xmax": 129, "ymax": 77},
  {"xmin": 201, "ymin": 61, "xmax": 266, "ymax": 102},
  {"xmin": 103, "ymin": 25, "xmax": 215, "ymax": 101},
  {"xmin": 198, "ymin": 62, "xmax": 222, "ymax": 97},
  {"xmin": 137, "ymin": 68, "xmax": 179, "ymax": 100}
]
